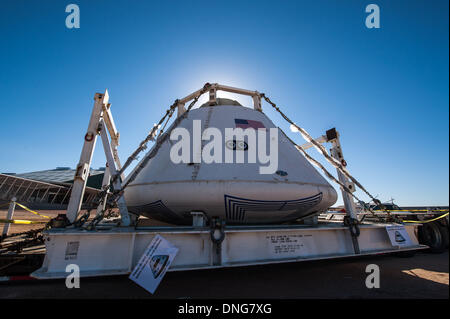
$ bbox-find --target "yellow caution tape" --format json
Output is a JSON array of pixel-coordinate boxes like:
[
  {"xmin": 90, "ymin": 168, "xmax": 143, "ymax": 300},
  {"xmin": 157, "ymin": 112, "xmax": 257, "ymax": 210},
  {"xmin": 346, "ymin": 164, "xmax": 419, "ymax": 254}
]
[
  {"xmin": 402, "ymin": 212, "xmax": 449, "ymax": 224},
  {"xmin": 14, "ymin": 202, "xmax": 51, "ymax": 219},
  {"xmin": 0, "ymin": 219, "xmax": 46, "ymax": 225}
]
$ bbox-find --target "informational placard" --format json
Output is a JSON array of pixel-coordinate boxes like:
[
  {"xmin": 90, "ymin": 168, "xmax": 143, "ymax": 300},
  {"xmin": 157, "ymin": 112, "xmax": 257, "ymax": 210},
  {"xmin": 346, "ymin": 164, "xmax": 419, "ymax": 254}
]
[
  {"xmin": 129, "ymin": 235, "xmax": 178, "ymax": 294},
  {"xmin": 266, "ymin": 234, "xmax": 312, "ymax": 255},
  {"xmin": 385, "ymin": 225, "xmax": 413, "ymax": 247}
]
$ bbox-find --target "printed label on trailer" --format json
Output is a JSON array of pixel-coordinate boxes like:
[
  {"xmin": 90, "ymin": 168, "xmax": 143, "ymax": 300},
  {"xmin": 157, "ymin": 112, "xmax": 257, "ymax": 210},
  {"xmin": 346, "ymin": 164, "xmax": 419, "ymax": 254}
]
[
  {"xmin": 129, "ymin": 235, "xmax": 178, "ymax": 294},
  {"xmin": 65, "ymin": 241, "xmax": 80, "ymax": 260},
  {"xmin": 385, "ymin": 225, "xmax": 413, "ymax": 247},
  {"xmin": 266, "ymin": 234, "xmax": 311, "ymax": 255}
]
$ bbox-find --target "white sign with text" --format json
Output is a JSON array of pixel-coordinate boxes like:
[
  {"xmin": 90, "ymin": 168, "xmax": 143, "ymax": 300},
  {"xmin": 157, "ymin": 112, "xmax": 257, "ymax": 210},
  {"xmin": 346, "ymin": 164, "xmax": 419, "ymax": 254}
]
[
  {"xmin": 129, "ymin": 235, "xmax": 179, "ymax": 294},
  {"xmin": 385, "ymin": 225, "xmax": 413, "ymax": 247}
]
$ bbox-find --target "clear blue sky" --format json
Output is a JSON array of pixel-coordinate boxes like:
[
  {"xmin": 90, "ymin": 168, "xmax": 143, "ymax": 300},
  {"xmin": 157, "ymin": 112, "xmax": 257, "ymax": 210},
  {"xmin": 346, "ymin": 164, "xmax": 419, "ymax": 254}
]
[{"xmin": 0, "ymin": 0, "xmax": 448, "ymax": 206}]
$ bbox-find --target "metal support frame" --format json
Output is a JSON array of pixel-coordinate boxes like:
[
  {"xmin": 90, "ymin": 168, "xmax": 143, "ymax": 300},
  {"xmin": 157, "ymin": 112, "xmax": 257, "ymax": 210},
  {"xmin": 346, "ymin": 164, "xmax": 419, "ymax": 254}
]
[
  {"xmin": 208, "ymin": 87, "xmax": 217, "ymax": 106},
  {"xmin": 327, "ymin": 132, "xmax": 357, "ymax": 218},
  {"xmin": 177, "ymin": 83, "xmax": 262, "ymax": 117},
  {"xmin": 300, "ymin": 128, "xmax": 360, "ymax": 253},
  {"xmin": 2, "ymin": 197, "xmax": 16, "ymax": 237},
  {"xmin": 66, "ymin": 90, "xmax": 131, "ymax": 226},
  {"xmin": 96, "ymin": 164, "xmax": 111, "ymax": 218},
  {"xmin": 98, "ymin": 119, "xmax": 131, "ymax": 226}
]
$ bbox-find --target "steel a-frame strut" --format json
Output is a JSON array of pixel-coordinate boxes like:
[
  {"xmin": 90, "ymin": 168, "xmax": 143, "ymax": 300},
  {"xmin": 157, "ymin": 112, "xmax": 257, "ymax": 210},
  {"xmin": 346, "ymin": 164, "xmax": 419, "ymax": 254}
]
[
  {"xmin": 300, "ymin": 128, "xmax": 360, "ymax": 253},
  {"xmin": 66, "ymin": 90, "xmax": 131, "ymax": 226}
]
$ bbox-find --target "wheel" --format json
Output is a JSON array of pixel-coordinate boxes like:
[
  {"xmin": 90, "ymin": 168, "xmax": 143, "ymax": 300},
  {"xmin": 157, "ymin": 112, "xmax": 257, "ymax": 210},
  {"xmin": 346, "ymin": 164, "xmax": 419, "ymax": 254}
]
[
  {"xmin": 437, "ymin": 216, "xmax": 449, "ymax": 249},
  {"xmin": 438, "ymin": 223, "xmax": 449, "ymax": 249},
  {"xmin": 418, "ymin": 222, "xmax": 446, "ymax": 253}
]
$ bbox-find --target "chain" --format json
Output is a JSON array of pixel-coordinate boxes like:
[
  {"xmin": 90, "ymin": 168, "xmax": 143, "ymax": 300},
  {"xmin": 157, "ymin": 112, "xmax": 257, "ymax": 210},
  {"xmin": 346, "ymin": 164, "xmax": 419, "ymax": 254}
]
[
  {"xmin": 0, "ymin": 227, "xmax": 45, "ymax": 243},
  {"xmin": 1, "ymin": 235, "xmax": 44, "ymax": 253},
  {"xmin": 0, "ymin": 226, "xmax": 47, "ymax": 254},
  {"xmin": 115, "ymin": 83, "xmax": 212, "ymax": 197},
  {"xmin": 261, "ymin": 93, "xmax": 396, "ymax": 222},
  {"xmin": 72, "ymin": 210, "xmax": 91, "ymax": 228},
  {"xmin": 74, "ymin": 85, "xmax": 394, "ymax": 226},
  {"xmin": 280, "ymin": 128, "xmax": 380, "ymax": 220},
  {"xmin": 112, "ymin": 101, "xmax": 178, "ymax": 184},
  {"xmin": 113, "ymin": 82, "xmax": 211, "ymax": 183},
  {"xmin": 80, "ymin": 83, "xmax": 212, "ymax": 224},
  {"xmin": 157, "ymin": 107, "xmax": 176, "ymax": 138}
]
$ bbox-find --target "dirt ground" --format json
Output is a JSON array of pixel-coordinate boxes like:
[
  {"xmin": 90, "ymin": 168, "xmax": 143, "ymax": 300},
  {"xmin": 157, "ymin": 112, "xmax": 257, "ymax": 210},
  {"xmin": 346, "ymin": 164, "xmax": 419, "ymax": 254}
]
[
  {"xmin": 1, "ymin": 208, "xmax": 448, "ymax": 299},
  {"xmin": 0, "ymin": 252, "xmax": 449, "ymax": 299},
  {"xmin": 0, "ymin": 208, "xmax": 61, "ymax": 234},
  {"xmin": 0, "ymin": 251, "xmax": 448, "ymax": 299}
]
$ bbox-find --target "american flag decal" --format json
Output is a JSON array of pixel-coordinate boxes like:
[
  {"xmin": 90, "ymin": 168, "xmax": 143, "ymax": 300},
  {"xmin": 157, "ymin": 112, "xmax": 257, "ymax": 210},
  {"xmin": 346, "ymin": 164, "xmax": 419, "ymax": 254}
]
[{"xmin": 235, "ymin": 119, "xmax": 265, "ymax": 129}]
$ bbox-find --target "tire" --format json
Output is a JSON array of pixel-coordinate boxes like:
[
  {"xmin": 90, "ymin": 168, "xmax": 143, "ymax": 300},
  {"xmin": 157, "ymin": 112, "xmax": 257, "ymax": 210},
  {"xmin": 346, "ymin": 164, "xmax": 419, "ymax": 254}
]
[
  {"xmin": 438, "ymin": 216, "xmax": 448, "ymax": 228},
  {"xmin": 418, "ymin": 222, "xmax": 446, "ymax": 253},
  {"xmin": 437, "ymin": 216, "xmax": 449, "ymax": 249},
  {"xmin": 438, "ymin": 223, "xmax": 449, "ymax": 249}
]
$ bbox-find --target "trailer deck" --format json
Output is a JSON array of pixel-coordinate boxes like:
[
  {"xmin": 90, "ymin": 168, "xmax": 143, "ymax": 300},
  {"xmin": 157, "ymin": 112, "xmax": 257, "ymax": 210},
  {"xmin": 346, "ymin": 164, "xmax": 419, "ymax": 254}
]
[{"xmin": 31, "ymin": 221, "xmax": 426, "ymax": 279}]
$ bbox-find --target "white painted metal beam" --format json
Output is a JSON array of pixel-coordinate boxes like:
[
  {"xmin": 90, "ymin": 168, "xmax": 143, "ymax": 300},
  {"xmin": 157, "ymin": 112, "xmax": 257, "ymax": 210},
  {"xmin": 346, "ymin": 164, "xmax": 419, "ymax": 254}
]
[
  {"xmin": 300, "ymin": 135, "xmax": 327, "ymax": 150},
  {"xmin": 177, "ymin": 83, "xmax": 263, "ymax": 116},
  {"xmin": 31, "ymin": 223, "xmax": 424, "ymax": 279},
  {"xmin": 98, "ymin": 119, "xmax": 131, "ymax": 226},
  {"xmin": 66, "ymin": 91, "xmax": 109, "ymax": 223}
]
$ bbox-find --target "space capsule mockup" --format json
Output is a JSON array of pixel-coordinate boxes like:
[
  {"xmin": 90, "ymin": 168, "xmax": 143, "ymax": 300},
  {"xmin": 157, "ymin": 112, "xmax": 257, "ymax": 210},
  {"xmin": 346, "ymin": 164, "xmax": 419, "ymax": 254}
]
[{"xmin": 124, "ymin": 98, "xmax": 337, "ymax": 225}]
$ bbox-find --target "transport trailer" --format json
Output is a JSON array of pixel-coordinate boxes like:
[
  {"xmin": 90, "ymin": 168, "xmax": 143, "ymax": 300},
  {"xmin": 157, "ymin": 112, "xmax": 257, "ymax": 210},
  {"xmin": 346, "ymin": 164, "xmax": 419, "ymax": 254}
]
[
  {"xmin": 0, "ymin": 214, "xmax": 427, "ymax": 280},
  {"xmin": 0, "ymin": 84, "xmax": 439, "ymax": 280},
  {"xmin": 321, "ymin": 207, "xmax": 449, "ymax": 253},
  {"xmin": 31, "ymin": 218, "xmax": 425, "ymax": 279}
]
